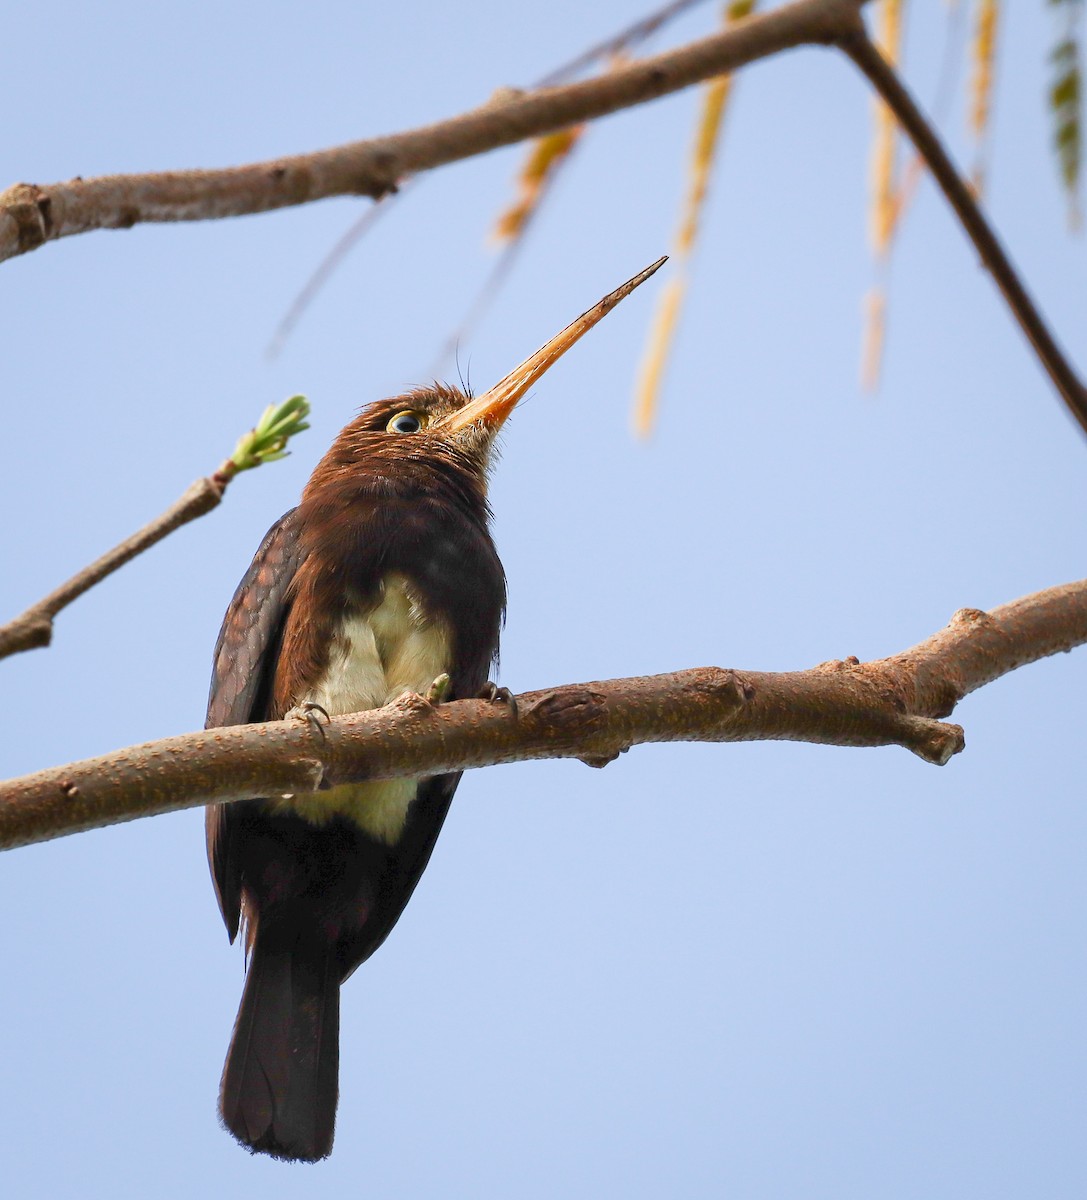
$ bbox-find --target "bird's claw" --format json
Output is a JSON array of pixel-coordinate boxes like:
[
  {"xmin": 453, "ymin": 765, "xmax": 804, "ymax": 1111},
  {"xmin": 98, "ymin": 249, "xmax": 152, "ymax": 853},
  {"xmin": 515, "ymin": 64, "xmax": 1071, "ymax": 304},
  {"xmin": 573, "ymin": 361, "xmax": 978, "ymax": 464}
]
[
  {"xmin": 478, "ymin": 681, "xmax": 517, "ymax": 720},
  {"xmin": 286, "ymin": 701, "xmax": 332, "ymax": 739}
]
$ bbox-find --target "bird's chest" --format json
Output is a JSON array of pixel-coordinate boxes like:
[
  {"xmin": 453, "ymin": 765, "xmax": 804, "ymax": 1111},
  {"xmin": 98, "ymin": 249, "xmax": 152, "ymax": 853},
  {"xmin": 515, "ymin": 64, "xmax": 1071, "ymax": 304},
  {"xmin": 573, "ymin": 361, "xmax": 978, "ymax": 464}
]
[
  {"xmin": 308, "ymin": 571, "xmax": 451, "ymax": 716},
  {"xmin": 275, "ymin": 572, "xmax": 452, "ymax": 842}
]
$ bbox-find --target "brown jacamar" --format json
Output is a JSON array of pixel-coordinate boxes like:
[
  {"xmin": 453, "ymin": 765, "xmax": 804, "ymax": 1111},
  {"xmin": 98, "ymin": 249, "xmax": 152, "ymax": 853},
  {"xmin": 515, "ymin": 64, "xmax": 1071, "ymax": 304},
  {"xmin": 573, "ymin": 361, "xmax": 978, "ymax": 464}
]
[{"xmin": 204, "ymin": 258, "xmax": 663, "ymax": 1161}]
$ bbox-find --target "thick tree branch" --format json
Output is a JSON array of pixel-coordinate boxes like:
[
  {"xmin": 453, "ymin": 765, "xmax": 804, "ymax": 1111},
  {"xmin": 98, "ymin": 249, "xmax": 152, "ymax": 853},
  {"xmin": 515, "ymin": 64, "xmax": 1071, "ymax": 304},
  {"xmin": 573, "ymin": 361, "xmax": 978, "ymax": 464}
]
[
  {"xmin": 0, "ymin": 470, "xmax": 232, "ymax": 662},
  {"xmin": 2, "ymin": 578, "xmax": 1083, "ymax": 852},
  {"xmin": 0, "ymin": 0, "xmax": 867, "ymax": 263},
  {"xmin": 839, "ymin": 30, "xmax": 1087, "ymax": 436}
]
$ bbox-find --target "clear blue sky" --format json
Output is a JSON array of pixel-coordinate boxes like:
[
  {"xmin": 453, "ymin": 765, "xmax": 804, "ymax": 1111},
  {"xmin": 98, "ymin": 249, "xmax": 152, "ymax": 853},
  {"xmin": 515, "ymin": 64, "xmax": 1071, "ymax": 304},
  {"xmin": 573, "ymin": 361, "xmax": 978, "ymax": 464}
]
[{"xmin": 2, "ymin": 3, "xmax": 1084, "ymax": 1197}]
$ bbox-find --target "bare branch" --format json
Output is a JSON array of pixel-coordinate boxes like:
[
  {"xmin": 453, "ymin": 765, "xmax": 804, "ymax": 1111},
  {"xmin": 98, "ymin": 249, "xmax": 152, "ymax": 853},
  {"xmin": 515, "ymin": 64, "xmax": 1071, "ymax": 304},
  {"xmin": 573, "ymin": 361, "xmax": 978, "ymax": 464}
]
[
  {"xmin": 0, "ymin": 395, "xmax": 311, "ymax": 662},
  {"xmin": 0, "ymin": 0, "xmax": 867, "ymax": 265},
  {"xmin": 839, "ymin": 29, "xmax": 1087, "ymax": 436},
  {"xmin": 0, "ymin": 473, "xmax": 228, "ymax": 662},
  {"xmin": 2, "ymin": 577, "xmax": 1083, "ymax": 852}
]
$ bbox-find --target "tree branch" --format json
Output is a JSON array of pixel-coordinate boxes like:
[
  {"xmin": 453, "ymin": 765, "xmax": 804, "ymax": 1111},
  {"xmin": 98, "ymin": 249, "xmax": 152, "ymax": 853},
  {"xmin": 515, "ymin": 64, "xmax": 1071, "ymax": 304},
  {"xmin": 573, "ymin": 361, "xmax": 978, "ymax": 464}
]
[
  {"xmin": 839, "ymin": 29, "xmax": 1087, "ymax": 436},
  {"xmin": 0, "ymin": 395, "xmax": 311, "ymax": 662},
  {"xmin": 5, "ymin": 0, "xmax": 1083, "ymax": 440},
  {"xmin": 2, "ymin": 577, "xmax": 1083, "ymax": 852},
  {"xmin": 0, "ymin": 0, "xmax": 867, "ymax": 264},
  {"xmin": 0, "ymin": 471, "xmax": 231, "ymax": 662}
]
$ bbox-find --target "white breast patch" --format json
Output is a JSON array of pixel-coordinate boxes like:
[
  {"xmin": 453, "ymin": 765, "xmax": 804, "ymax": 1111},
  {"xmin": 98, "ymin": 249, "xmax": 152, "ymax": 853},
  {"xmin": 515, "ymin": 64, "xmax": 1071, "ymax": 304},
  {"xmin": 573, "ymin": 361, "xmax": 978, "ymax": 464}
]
[{"xmin": 275, "ymin": 572, "xmax": 452, "ymax": 843}]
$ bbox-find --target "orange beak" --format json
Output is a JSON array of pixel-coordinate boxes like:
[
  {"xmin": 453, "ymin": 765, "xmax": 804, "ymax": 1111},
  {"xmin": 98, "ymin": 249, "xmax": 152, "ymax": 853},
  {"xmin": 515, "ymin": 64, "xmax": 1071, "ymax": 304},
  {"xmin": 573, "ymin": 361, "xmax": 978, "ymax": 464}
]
[{"xmin": 436, "ymin": 256, "xmax": 667, "ymax": 436}]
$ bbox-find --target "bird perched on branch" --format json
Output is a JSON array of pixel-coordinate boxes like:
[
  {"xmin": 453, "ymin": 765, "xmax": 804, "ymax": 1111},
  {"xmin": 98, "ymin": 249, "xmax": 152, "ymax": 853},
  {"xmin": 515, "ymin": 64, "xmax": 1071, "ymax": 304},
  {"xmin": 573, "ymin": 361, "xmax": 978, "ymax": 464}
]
[{"xmin": 204, "ymin": 257, "xmax": 664, "ymax": 1161}]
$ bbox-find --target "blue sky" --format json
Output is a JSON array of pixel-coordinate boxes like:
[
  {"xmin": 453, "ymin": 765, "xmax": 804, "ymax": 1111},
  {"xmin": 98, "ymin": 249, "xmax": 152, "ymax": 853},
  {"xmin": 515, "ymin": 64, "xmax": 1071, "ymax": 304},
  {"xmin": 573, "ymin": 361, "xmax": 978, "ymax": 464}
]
[{"xmin": 2, "ymin": 3, "xmax": 1085, "ymax": 1197}]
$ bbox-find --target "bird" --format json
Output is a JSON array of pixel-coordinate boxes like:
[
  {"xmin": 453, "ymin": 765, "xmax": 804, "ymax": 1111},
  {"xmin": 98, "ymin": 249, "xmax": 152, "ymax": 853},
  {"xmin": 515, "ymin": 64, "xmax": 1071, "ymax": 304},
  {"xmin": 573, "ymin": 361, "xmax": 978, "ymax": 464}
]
[{"xmin": 204, "ymin": 257, "xmax": 664, "ymax": 1162}]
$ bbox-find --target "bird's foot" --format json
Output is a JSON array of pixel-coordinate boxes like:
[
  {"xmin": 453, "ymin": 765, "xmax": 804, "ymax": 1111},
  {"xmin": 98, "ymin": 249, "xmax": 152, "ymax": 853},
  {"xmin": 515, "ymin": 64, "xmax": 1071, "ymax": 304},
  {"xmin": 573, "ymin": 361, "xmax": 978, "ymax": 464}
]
[
  {"xmin": 478, "ymin": 680, "xmax": 518, "ymax": 720},
  {"xmin": 426, "ymin": 673, "xmax": 452, "ymax": 705},
  {"xmin": 285, "ymin": 701, "xmax": 331, "ymax": 739}
]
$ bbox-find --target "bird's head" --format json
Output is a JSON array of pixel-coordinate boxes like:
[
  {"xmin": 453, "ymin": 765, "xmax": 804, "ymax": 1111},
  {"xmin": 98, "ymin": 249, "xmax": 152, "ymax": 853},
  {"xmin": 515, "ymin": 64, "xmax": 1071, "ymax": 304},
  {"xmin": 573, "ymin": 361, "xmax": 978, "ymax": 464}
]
[{"xmin": 303, "ymin": 257, "xmax": 666, "ymax": 496}]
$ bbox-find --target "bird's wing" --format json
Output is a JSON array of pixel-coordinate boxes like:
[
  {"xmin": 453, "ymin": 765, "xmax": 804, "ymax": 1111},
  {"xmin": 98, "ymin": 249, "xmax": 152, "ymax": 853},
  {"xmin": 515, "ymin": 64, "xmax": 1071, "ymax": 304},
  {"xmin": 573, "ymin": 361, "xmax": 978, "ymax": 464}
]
[
  {"xmin": 205, "ymin": 508, "xmax": 302, "ymax": 730},
  {"xmin": 205, "ymin": 509, "xmax": 302, "ymax": 940}
]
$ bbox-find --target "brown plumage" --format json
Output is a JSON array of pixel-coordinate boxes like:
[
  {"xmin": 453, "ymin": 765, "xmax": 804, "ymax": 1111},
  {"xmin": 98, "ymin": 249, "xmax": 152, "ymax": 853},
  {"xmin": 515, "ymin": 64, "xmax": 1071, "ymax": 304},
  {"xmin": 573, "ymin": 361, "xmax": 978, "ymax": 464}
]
[
  {"xmin": 206, "ymin": 386, "xmax": 504, "ymax": 1161},
  {"xmin": 204, "ymin": 260, "xmax": 665, "ymax": 1162}
]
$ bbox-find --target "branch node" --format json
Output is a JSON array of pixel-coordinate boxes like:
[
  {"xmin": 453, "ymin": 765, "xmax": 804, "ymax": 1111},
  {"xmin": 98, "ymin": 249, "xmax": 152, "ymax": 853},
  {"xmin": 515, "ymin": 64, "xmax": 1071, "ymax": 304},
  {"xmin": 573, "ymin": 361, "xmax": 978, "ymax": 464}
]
[
  {"xmin": 951, "ymin": 607, "xmax": 993, "ymax": 628},
  {"xmin": 580, "ymin": 747, "xmax": 628, "ymax": 769},
  {"xmin": 0, "ymin": 611, "xmax": 53, "ymax": 659},
  {"xmin": 0, "ymin": 182, "xmax": 52, "ymax": 251},
  {"xmin": 390, "ymin": 690, "xmax": 437, "ymax": 717},
  {"xmin": 813, "ymin": 0, "xmax": 868, "ymax": 46},
  {"xmin": 901, "ymin": 718, "xmax": 965, "ymax": 766},
  {"xmin": 522, "ymin": 687, "xmax": 609, "ymax": 733},
  {"xmin": 484, "ymin": 85, "xmax": 526, "ymax": 108},
  {"xmin": 360, "ymin": 150, "xmax": 400, "ymax": 199},
  {"xmin": 701, "ymin": 669, "xmax": 753, "ymax": 708},
  {"xmin": 816, "ymin": 656, "xmax": 860, "ymax": 673}
]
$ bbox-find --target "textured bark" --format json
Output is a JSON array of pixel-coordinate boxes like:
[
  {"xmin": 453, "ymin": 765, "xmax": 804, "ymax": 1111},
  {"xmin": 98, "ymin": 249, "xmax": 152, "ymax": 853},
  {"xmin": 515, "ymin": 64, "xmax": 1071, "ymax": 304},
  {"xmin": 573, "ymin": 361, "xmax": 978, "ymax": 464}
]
[{"xmin": 1, "ymin": 579, "xmax": 1083, "ymax": 851}]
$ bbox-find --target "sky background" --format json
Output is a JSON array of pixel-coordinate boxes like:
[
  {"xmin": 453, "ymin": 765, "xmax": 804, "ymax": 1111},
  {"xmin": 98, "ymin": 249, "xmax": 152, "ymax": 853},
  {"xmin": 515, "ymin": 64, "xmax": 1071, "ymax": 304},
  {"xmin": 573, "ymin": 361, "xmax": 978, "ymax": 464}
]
[{"xmin": 2, "ymin": 2, "xmax": 1085, "ymax": 1197}]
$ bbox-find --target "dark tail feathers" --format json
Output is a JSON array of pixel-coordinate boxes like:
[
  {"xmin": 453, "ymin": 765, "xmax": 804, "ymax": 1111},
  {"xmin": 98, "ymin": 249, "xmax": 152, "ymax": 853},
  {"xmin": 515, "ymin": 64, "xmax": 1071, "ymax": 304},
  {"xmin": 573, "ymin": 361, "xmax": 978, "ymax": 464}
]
[{"xmin": 219, "ymin": 933, "xmax": 340, "ymax": 1162}]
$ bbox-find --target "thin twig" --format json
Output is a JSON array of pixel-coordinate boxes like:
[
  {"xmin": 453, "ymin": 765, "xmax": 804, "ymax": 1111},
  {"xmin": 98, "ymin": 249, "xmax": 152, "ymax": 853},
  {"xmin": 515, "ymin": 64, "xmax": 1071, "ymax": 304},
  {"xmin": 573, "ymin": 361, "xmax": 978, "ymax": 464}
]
[
  {"xmin": 839, "ymin": 28, "xmax": 1087, "ymax": 436},
  {"xmin": 265, "ymin": 185, "xmax": 408, "ymax": 360},
  {"xmin": 2, "ymin": 577, "xmax": 1084, "ymax": 851},
  {"xmin": 0, "ymin": 396, "xmax": 310, "ymax": 662},
  {"xmin": 879, "ymin": 2, "xmax": 967, "ymax": 253},
  {"xmin": 425, "ymin": 231, "xmax": 530, "ymax": 378},
  {"xmin": 534, "ymin": 0, "xmax": 717, "ymax": 88},
  {"xmin": 426, "ymin": 141, "xmax": 574, "ymax": 376},
  {"xmin": 0, "ymin": 467, "xmax": 234, "ymax": 662},
  {"xmin": 269, "ymin": 0, "xmax": 706, "ymax": 358}
]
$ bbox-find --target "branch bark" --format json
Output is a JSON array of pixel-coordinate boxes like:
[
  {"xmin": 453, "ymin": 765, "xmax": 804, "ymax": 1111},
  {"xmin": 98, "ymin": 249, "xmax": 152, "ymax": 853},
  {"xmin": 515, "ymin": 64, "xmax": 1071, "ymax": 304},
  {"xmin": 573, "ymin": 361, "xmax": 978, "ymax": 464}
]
[
  {"xmin": 1, "ymin": 5, "xmax": 1083, "ymax": 854},
  {"xmin": 0, "ymin": 467, "xmax": 234, "ymax": 662},
  {"xmin": 2, "ymin": 578, "xmax": 1083, "ymax": 852},
  {"xmin": 0, "ymin": 0, "xmax": 867, "ymax": 262},
  {"xmin": 840, "ymin": 30, "xmax": 1087, "ymax": 436}
]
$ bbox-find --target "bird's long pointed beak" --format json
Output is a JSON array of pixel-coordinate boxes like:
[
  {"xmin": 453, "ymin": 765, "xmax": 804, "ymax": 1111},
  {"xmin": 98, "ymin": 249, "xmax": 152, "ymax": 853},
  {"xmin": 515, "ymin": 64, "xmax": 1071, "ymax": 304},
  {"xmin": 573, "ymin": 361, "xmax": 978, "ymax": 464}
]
[{"xmin": 436, "ymin": 256, "xmax": 667, "ymax": 436}]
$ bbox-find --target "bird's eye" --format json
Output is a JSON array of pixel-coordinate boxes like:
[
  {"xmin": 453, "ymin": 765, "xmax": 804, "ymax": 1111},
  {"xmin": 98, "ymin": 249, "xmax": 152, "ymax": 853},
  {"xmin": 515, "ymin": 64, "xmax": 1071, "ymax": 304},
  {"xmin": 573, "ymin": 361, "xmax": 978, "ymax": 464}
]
[{"xmin": 386, "ymin": 411, "xmax": 425, "ymax": 434}]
